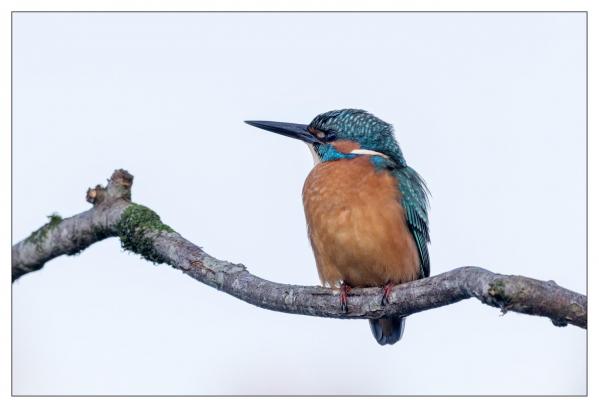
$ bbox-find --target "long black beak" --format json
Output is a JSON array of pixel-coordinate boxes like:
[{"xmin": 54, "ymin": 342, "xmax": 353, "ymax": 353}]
[{"xmin": 245, "ymin": 120, "xmax": 322, "ymax": 144}]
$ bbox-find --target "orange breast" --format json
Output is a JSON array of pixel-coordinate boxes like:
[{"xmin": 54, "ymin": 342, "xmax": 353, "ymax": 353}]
[{"xmin": 302, "ymin": 156, "xmax": 420, "ymax": 288}]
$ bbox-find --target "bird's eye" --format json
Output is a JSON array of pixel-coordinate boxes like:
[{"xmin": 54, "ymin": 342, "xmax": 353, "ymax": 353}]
[{"xmin": 324, "ymin": 131, "xmax": 337, "ymax": 142}]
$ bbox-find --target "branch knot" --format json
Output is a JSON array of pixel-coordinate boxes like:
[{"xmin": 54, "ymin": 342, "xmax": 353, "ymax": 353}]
[{"xmin": 87, "ymin": 169, "xmax": 133, "ymax": 206}]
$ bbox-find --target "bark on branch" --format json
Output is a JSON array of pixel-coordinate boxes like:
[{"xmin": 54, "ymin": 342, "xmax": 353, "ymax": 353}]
[{"xmin": 11, "ymin": 170, "xmax": 587, "ymax": 329}]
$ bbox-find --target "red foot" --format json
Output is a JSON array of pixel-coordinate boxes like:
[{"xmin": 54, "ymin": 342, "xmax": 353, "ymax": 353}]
[
  {"xmin": 340, "ymin": 283, "xmax": 351, "ymax": 313},
  {"xmin": 382, "ymin": 282, "xmax": 394, "ymax": 306}
]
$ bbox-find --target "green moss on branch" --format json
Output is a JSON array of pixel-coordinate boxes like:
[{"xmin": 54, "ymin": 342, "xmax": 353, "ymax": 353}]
[
  {"xmin": 26, "ymin": 213, "xmax": 63, "ymax": 251},
  {"xmin": 115, "ymin": 204, "xmax": 173, "ymax": 264}
]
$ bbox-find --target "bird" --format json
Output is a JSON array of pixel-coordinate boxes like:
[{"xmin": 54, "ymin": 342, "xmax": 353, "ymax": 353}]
[{"xmin": 245, "ymin": 109, "xmax": 430, "ymax": 345}]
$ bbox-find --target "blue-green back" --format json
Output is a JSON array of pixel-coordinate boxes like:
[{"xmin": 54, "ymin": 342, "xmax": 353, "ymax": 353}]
[{"xmin": 393, "ymin": 166, "xmax": 430, "ymax": 278}]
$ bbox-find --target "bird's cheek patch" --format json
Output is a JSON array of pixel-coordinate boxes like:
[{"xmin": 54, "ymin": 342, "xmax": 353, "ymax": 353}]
[{"xmin": 331, "ymin": 140, "xmax": 361, "ymax": 154}]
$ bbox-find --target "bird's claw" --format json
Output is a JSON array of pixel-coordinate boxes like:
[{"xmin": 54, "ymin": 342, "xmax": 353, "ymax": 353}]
[
  {"xmin": 381, "ymin": 282, "xmax": 394, "ymax": 306},
  {"xmin": 340, "ymin": 283, "xmax": 351, "ymax": 313}
]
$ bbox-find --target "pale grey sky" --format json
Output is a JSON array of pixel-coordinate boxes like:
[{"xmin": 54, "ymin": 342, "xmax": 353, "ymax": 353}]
[{"xmin": 12, "ymin": 12, "xmax": 586, "ymax": 395}]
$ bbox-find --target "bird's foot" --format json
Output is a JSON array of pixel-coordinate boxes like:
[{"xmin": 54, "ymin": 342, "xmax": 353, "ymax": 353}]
[
  {"xmin": 381, "ymin": 282, "xmax": 394, "ymax": 306},
  {"xmin": 340, "ymin": 283, "xmax": 351, "ymax": 313}
]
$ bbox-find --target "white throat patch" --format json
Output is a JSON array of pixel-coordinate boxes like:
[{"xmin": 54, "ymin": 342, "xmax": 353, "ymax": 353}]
[{"xmin": 307, "ymin": 143, "xmax": 321, "ymax": 165}]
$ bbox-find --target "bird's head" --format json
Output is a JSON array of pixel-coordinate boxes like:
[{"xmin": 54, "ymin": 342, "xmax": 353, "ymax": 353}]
[{"xmin": 246, "ymin": 109, "xmax": 406, "ymax": 166}]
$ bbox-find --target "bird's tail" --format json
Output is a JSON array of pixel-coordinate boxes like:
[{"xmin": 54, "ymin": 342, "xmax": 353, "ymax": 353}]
[{"xmin": 369, "ymin": 316, "xmax": 405, "ymax": 345}]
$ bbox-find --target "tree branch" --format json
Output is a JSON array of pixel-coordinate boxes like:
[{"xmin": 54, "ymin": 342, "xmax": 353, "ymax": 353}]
[{"xmin": 12, "ymin": 170, "xmax": 587, "ymax": 329}]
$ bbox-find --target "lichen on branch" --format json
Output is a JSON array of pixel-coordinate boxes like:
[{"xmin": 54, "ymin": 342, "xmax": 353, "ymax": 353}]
[{"xmin": 25, "ymin": 213, "xmax": 63, "ymax": 251}]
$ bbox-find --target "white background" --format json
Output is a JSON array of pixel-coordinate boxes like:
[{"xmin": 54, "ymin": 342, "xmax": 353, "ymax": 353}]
[{"xmin": 12, "ymin": 12, "xmax": 586, "ymax": 395}]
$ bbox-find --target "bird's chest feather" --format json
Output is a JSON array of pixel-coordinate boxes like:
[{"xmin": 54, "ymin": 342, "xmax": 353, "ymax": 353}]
[{"xmin": 302, "ymin": 156, "xmax": 420, "ymax": 287}]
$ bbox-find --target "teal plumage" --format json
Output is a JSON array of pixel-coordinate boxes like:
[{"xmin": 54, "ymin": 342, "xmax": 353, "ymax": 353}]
[
  {"xmin": 310, "ymin": 109, "xmax": 408, "ymax": 166},
  {"xmin": 395, "ymin": 166, "xmax": 430, "ymax": 278}
]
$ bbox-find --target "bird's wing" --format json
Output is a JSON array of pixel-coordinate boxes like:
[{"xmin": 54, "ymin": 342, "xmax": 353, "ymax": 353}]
[{"xmin": 394, "ymin": 166, "xmax": 430, "ymax": 278}]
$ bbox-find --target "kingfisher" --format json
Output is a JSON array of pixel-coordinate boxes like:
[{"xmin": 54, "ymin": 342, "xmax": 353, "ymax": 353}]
[{"xmin": 246, "ymin": 109, "xmax": 430, "ymax": 345}]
